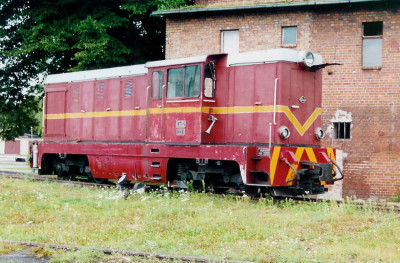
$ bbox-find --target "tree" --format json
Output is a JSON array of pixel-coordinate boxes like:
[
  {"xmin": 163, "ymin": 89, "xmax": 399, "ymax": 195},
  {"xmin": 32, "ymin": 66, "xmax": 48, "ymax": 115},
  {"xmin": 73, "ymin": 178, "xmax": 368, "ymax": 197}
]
[{"xmin": 0, "ymin": 0, "xmax": 191, "ymax": 140}]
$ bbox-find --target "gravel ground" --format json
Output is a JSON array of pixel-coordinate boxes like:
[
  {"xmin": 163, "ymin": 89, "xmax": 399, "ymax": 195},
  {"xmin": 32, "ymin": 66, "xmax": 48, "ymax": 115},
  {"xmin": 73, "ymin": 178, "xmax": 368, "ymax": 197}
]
[{"xmin": 0, "ymin": 155, "xmax": 36, "ymax": 174}]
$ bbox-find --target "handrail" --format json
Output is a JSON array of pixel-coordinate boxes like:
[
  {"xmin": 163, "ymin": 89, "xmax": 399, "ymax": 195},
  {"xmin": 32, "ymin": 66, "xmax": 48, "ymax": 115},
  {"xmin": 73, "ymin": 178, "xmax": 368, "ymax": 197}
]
[
  {"xmin": 273, "ymin": 78, "xmax": 278, "ymax": 125},
  {"xmin": 161, "ymin": 85, "xmax": 166, "ymax": 141},
  {"xmin": 145, "ymin": 86, "xmax": 150, "ymax": 141}
]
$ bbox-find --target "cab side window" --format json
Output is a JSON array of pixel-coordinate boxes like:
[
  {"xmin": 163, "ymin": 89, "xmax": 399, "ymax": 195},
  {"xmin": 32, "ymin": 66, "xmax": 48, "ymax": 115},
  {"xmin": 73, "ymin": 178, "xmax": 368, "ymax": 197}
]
[
  {"xmin": 204, "ymin": 62, "xmax": 215, "ymax": 98},
  {"xmin": 151, "ymin": 71, "xmax": 163, "ymax": 99},
  {"xmin": 167, "ymin": 65, "xmax": 201, "ymax": 98},
  {"xmin": 167, "ymin": 68, "xmax": 183, "ymax": 98},
  {"xmin": 184, "ymin": 65, "xmax": 200, "ymax": 98}
]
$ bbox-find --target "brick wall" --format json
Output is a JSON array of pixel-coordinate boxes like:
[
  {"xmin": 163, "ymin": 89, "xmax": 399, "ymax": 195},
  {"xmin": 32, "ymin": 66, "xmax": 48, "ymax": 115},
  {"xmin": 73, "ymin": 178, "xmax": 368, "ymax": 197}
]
[{"xmin": 165, "ymin": 4, "xmax": 400, "ymax": 200}]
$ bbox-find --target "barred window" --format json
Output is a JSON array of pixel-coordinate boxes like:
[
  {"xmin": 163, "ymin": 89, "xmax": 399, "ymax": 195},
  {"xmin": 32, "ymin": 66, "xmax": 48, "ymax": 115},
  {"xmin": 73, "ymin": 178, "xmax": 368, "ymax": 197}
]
[{"xmin": 334, "ymin": 122, "xmax": 351, "ymax": 139}]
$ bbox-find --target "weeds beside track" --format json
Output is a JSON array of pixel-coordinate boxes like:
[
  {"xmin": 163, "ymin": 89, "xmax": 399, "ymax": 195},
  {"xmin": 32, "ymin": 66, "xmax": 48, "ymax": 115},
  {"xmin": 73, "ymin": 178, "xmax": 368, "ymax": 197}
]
[{"xmin": 1, "ymin": 170, "xmax": 399, "ymax": 214}]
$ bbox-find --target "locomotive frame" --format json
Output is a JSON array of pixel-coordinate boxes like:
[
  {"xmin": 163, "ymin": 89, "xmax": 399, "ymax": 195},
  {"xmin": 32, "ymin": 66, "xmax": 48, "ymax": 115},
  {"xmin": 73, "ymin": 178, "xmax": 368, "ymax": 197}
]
[{"xmin": 38, "ymin": 49, "xmax": 340, "ymax": 196}]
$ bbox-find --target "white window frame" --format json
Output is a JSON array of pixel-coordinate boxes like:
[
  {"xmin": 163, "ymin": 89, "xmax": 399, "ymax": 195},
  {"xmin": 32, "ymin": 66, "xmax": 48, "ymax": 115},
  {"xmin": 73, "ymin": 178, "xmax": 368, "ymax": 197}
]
[
  {"xmin": 362, "ymin": 21, "xmax": 383, "ymax": 68},
  {"xmin": 221, "ymin": 30, "xmax": 239, "ymax": 54},
  {"xmin": 282, "ymin": 26, "xmax": 297, "ymax": 47}
]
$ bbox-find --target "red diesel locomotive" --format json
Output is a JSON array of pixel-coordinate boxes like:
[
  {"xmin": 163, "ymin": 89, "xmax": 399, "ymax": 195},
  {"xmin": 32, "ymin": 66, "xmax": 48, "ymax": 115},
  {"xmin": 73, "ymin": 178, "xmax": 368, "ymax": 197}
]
[{"xmin": 38, "ymin": 49, "xmax": 341, "ymax": 196}]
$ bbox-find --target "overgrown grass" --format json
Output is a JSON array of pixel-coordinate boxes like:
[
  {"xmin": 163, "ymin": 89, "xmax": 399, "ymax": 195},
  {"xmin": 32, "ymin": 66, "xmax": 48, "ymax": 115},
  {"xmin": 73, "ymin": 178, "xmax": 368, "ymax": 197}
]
[
  {"xmin": 1, "ymin": 178, "xmax": 400, "ymax": 262},
  {"xmin": 0, "ymin": 242, "xmax": 25, "ymax": 255},
  {"xmin": 393, "ymin": 190, "xmax": 400, "ymax": 202}
]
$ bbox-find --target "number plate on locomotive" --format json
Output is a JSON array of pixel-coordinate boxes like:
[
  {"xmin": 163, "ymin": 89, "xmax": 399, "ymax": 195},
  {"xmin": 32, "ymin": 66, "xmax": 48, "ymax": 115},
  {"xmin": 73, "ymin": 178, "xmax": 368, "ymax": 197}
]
[{"xmin": 257, "ymin": 148, "xmax": 270, "ymax": 157}]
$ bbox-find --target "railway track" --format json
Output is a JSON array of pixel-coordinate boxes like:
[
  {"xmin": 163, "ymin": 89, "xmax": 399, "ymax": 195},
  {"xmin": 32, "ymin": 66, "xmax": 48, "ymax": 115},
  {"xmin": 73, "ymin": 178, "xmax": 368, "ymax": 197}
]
[
  {"xmin": 1, "ymin": 170, "xmax": 400, "ymax": 213},
  {"xmin": 0, "ymin": 170, "xmax": 116, "ymax": 189},
  {"xmin": 1, "ymin": 240, "xmax": 251, "ymax": 263}
]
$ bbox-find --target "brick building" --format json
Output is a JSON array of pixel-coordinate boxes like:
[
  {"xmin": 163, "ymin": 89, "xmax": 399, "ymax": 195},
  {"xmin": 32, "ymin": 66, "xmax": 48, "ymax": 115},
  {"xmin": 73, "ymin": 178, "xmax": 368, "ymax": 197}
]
[{"xmin": 154, "ymin": 0, "xmax": 400, "ymax": 199}]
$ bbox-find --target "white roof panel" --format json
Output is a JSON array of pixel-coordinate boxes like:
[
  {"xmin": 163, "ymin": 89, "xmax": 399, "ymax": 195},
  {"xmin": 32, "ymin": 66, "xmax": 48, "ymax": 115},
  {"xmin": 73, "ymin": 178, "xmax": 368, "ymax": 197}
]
[
  {"xmin": 145, "ymin": 56, "xmax": 207, "ymax": 68},
  {"xmin": 45, "ymin": 49, "xmax": 322, "ymax": 84},
  {"xmin": 45, "ymin": 64, "xmax": 147, "ymax": 84},
  {"xmin": 226, "ymin": 49, "xmax": 323, "ymax": 66}
]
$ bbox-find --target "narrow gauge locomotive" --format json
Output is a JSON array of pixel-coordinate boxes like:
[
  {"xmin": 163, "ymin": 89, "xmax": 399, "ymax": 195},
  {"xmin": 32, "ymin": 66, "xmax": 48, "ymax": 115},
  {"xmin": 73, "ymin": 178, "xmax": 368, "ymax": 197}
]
[{"xmin": 38, "ymin": 49, "xmax": 340, "ymax": 196}]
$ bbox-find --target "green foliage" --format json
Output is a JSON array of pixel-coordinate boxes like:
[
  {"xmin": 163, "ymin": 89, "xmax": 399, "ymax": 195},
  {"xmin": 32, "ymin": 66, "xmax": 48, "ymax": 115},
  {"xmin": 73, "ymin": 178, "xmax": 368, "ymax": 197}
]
[
  {"xmin": 0, "ymin": 0, "xmax": 191, "ymax": 140},
  {"xmin": 393, "ymin": 190, "xmax": 400, "ymax": 202}
]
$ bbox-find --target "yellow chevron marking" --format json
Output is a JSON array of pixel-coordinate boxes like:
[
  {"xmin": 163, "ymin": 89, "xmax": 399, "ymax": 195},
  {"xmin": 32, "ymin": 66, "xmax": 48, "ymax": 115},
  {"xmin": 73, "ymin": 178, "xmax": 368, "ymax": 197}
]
[
  {"xmin": 285, "ymin": 147, "xmax": 305, "ymax": 185},
  {"xmin": 45, "ymin": 105, "xmax": 321, "ymax": 136},
  {"xmin": 305, "ymin": 148, "xmax": 318, "ymax": 163},
  {"xmin": 327, "ymin": 148, "xmax": 336, "ymax": 175},
  {"xmin": 270, "ymin": 147, "xmax": 281, "ymax": 185}
]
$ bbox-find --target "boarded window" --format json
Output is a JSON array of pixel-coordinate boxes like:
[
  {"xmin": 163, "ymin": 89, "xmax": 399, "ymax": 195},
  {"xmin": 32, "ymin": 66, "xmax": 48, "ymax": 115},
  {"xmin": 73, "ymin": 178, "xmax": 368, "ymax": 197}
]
[
  {"xmin": 334, "ymin": 122, "xmax": 351, "ymax": 139},
  {"xmin": 221, "ymin": 30, "xmax": 239, "ymax": 54},
  {"xmin": 151, "ymin": 71, "xmax": 163, "ymax": 99},
  {"xmin": 362, "ymin": 22, "xmax": 383, "ymax": 68},
  {"xmin": 282, "ymin": 26, "xmax": 297, "ymax": 45}
]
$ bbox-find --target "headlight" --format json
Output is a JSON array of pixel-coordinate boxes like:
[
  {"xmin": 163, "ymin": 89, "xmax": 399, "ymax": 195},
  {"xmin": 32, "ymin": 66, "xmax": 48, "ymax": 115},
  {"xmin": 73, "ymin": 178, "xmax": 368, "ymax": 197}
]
[
  {"xmin": 298, "ymin": 51, "xmax": 314, "ymax": 68},
  {"xmin": 279, "ymin": 126, "xmax": 290, "ymax": 140},
  {"xmin": 315, "ymin": 127, "xmax": 324, "ymax": 140}
]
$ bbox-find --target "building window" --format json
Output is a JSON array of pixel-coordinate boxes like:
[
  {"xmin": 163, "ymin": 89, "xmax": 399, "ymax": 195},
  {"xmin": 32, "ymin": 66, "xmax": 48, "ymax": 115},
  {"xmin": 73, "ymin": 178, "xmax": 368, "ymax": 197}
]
[
  {"xmin": 282, "ymin": 26, "xmax": 297, "ymax": 46},
  {"xmin": 362, "ymin": 21, "xmax": 383, "ymax": 68},
  {"xmin": 221, "ymin": 30, "xmax": 239, "ymax": 54},
  {"xmin": 151, "ymin": 71, "xmax": 163, "ymax": 99},
  {"xmin": 333, "ymin": 122, "xmax": 351, "ymax": 139},
  {"xmin": 167, "ymin": 65, "xmax": 200, "ymax": 98}
]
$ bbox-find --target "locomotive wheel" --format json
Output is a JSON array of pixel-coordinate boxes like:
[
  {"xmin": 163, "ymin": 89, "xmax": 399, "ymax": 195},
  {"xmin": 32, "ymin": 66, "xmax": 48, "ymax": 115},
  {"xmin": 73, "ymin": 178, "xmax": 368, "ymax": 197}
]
[
  {"xmin": 243, "ymin": 185, "xmax": 261, "ymax": 197},
  {"xmin": 54, "ymin": 163, "xmax": 64, "ymax": 179},
  {"xmin": 92, "ymin": 177, "xmax": 107, "ymax": 184},
  {"xmin": 192, "ymin": 180, "xmax": 204, "ymax": 192},
  {"xmin": 88, "ymin": 172, "xmax": 107, "ymax": 184}
]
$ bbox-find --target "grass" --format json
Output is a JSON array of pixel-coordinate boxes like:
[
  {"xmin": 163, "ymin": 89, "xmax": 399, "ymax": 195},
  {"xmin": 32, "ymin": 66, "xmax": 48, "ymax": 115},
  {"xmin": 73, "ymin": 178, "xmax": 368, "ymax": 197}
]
[
  {"xmin": 393, "ymin": 190, "xmax": 400, "ymax": 202},
  {"xmin": 0, "ymin": 177, "xmax": 400, "ymax": 262},
  {"xmin": 0, "ymin": 242, "xmax": 26, "ymax": 255}
]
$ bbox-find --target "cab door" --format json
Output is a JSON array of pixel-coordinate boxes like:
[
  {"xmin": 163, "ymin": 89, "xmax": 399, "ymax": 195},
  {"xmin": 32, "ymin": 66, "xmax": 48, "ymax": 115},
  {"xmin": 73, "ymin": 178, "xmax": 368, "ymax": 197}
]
[
  {"xmin": 147, "ymin": 70, "xmax": 164, "ymax": 142},
  {"xmin": 288, "ymin": 68, "xmax": 317, "ymax": 145},
  {"xmin": 163, "ymin": 64, "xmax": 202, "ymax": 145}
]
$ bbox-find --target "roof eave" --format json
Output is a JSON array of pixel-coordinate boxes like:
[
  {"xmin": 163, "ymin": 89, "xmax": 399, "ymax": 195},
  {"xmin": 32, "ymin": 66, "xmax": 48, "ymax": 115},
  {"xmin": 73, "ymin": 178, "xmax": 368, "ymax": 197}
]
[{"xmin": 152, "ymin": 0, "xmax": 386, "ymax": 16}]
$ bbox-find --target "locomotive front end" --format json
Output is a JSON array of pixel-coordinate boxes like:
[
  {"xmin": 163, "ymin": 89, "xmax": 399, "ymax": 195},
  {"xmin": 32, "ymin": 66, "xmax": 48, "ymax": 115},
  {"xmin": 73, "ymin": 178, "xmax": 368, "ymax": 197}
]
[
  {"xmin": 265, "ymin": 146, "xmax": 342, "ymax": 196},
  {"xmin": 229, "ymin": 49, "xmax": 342, "ymax": 196}
]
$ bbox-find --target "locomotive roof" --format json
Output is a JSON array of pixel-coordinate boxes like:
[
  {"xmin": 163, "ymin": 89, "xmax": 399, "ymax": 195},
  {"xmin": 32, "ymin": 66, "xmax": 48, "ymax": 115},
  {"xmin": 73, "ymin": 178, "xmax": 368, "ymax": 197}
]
[
  {"xmin": 145, "ymin": 55, "xmax": 208, "ymax": 68},
  {"xmin": 226, "ymin": 49, "xmax": 323, "ymax": 66},
  {"xmin": 44, "ymin": 49, "xmax": 322, "ymax": 84},
  {"xmin": 44, "ymin": 64, "xmax": 147, "ymax": 84}
]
